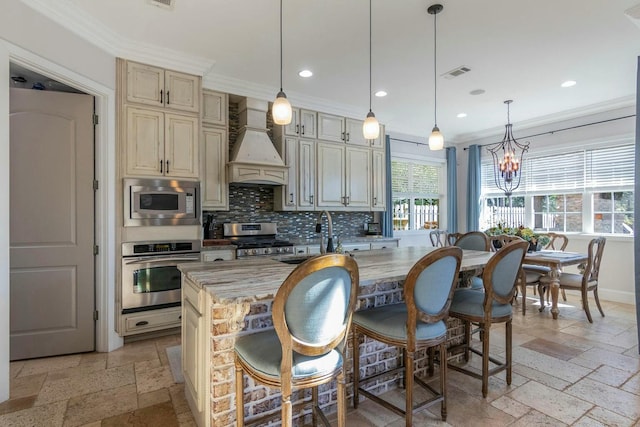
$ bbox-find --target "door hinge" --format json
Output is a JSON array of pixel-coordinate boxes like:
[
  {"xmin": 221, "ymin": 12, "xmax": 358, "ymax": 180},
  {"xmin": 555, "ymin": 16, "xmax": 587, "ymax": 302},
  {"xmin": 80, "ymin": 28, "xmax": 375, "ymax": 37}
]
[
  {"xmin": 94, "ymin": 310, "xmax": 99, "ymax": 321},
  {"xmin": 93, "ymin": 180, "xmax": 99, "ymax": 191},
  {"xmin": 92, "ymin": 114, "xmax": 99, "ymax": 126},
  {"xmin": 93, "ymin": 245, "xmax": 99, "ymax": 256}
]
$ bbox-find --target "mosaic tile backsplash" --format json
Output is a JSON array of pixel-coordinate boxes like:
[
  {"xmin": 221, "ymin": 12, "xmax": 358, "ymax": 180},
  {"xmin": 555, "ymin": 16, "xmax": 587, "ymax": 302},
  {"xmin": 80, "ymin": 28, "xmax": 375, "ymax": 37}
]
[{"xmin": 204, "ymin": 184, "xmax": 373, "ymax": 241}]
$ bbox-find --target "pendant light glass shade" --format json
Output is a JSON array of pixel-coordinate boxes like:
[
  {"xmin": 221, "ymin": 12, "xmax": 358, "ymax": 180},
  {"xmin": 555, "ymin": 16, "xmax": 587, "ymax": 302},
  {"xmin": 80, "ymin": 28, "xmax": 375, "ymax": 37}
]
[
  {"xmin": 428, "ymin": 125, "xmax": 444, "ymax": 150},
  {"xmin": 362, "ymin": 0, "xmax": 379, "ymax": 140},
  {"xmin": 428, "ymin": 4, "xmax": 444, "ymax": 150},
  {"xmin": 272, "ymin": 0, "xmax": 292, "ymax": 125},
  {"xmin": 363, "ymin": 111, "xmax": 380, "ymax": 140},
  {"xmin": 272, "ymin": 91, "xmax": 292, "ymax": 125}
]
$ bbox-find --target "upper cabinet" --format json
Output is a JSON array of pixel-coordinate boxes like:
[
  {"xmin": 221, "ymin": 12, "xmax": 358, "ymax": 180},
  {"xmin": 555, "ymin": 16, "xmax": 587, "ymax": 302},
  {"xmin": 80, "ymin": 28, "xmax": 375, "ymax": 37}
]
[
  {"xmin": 126, "ymin": 61, "xmax": 200, "ymax": 113},
  {"xmin": 201, "ymin": 127, "xmax": 228, "ymax": 210},
  {"xmin": 284, "ymin": 109, "xmax": 317, "ymax": 139},
  {"xmin": 202, "ymin": 90, "xmax": 227, "ymax": 126},
  {"xmin": 317, "ymin": 113, "xmax": 370, "ymax": 147}
]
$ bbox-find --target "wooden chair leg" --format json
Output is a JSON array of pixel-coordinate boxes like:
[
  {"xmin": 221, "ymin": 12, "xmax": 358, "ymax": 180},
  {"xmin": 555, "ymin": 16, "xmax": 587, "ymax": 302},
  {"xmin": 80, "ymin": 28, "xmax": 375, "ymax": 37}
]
[
  {"xmin": 352, "ymin": 329, "xmax": 360, "ymax": 409},
  {"xmin": 521, "ymin": 283, "xmax": 527, "ymax": 315},
  {"xmin": 561, "ymin": 288, "xmax": 567, "ymax": 301},
  {"xmin": 312, "ymin": 387, "xmax": 319, "ymax": 426},
  {"xmin": 235, "ymin": 364, "xmax": 245, "ymax": 427},
  {"xmin": 337, "ymin": 372, "xmax": 346, "ymax": 427},
  {"xmin": 427, "ymin": 346, "xmax": 435, "ymax": 376},
  {"xmin": 439, "ymin": 342, "xmax": 447, "ymax": 421},
  {"xmin": 405, "ymin": 349, "xmax": 414, "ymax": 427},
  {"xmin": 537, "ymin": 284, "xmax": 546, "ymax": 312},
  {"xmin": 281, "ymin": 393, "xmax": 292, "ymax": 427},
  {"xmin": 481, "ymin": 322, "xmax": 490, "ymax": 398},
  {"xmin": 582, "ymin": 288, "xmax": 593, "ymax": 323},
  {"xmin": 506, "ymin": 320, "xmax": 512, "ymax": 386},
  {"xmin": 593, "ymin": 288, "xmax": 605, "ymax": 318},
  {"xmin": 463, "ymin": 320, "xmax": 471, "ymax": 361}
]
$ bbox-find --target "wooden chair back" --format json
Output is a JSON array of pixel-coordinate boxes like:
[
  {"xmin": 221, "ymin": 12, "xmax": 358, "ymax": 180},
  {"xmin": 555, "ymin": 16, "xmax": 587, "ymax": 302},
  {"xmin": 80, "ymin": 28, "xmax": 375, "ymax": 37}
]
[
  {"xmin": 429, "ymin": 230, "xmax": 448, "ymax": 247},
  {"xmin": 545, "ymin": 232, "xmax": 569, "ymax": 251},
  {"xmin": 453, "ymin": 231, "xmax": 490, "ymax": 251},
  {"xmin": 583, "ymin": 236, "xmax": 606, "ymax": 284},
  {"xmin": 490, "ymin": 234, "xmax": 525, "ymax": 252}
]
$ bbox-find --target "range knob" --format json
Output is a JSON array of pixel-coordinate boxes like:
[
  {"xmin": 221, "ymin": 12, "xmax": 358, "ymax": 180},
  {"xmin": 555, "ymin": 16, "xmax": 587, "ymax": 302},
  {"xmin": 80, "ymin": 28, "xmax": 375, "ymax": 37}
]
[
  {"xmin": 275, "ymin": 247, "xmax": 282, "ymax": 253},
  {"xmin": 242, "ymin": 249, "xmax": 250, "ymax": 256},
  {"xmin": 264, "ymin": 248, "xmax": 272, "ymax": 254},
  {"xmin": 251, "ymin": 249, "xmax": 257, "ymax": 255}
]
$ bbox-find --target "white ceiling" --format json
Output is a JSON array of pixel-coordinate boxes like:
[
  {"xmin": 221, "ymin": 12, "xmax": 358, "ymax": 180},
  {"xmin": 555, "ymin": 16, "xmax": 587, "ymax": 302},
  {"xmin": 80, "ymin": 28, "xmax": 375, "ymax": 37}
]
[{"xmin": 20, "ymin": 0, "xmax": 640, "ymax": 143}]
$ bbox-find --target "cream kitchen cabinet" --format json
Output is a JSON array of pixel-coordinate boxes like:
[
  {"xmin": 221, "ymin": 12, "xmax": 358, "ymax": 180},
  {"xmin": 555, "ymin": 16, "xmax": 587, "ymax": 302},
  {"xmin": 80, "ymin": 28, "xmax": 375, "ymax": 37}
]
[
  {"xmin": 201, "ymin": 127, "xmax": 228, "ymax": 210},
  {"xmin": 318, "ymin": 113, "xmax": 369, "ymax": 146},
  {"xmin": 182, "ymin": 276, "xmax": 210, "ymax": 427},
  {"xmin": 284, "ymin": 108, "xmax": 317, "ymax": 139},
  {"xmin": 371, "ymin": 124, "xmax": 386, "ymax": 149},
  {"xmin": 371, "ymin": 149, "xmax": 386, "ymax": 211},
  {"xmin": 201, "ymin": 249, "xmax": 235, "ymax": 262},
  {"xmin": 125, "ymin": 107, "xmax": 199, "ymax": 178},
  {"xmin": 316, "ymin": 142, "xmax": 371, "ymax": 209},
  {"xmin": 126, "ymin": 60, "xmax": 200, "ymax": 113},
  {"xmin": 273, "ymin": 136, "xmax": 316, "ymax": 211},
  {"xmin": 202, "ymin": 89, "xmax": 227, "ymax": 126}
]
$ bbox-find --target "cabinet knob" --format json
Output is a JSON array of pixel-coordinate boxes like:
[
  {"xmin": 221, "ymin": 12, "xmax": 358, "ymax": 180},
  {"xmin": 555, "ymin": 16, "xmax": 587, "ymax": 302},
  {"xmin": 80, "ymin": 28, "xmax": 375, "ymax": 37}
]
[
  {"xmin": 310, "ymin": 195, "xmax": 314, "ymax": 204},
  {"xmin": 159, "ymin": 160, "xmax": 163, "ymax": 173},
  {"xmin": 159, "ymin": 89, "xmax": 163, "ymax": 104},
  {"xmin": 341, "ymin": 131, "xmax": 345, "ymax": 141},
  {"xmin": 296, "ymin": 124, "xmax": 300, "ymax": 134},
  {"xmin": 166, "ymin": 160, "xmax": 170, "ymax": 174},
  {"xmin": 373, "ymin": 197, "xmax": 377, "ymax": 206},
  {"xmin": 289, "ymin": 193, "xmax": 294, "ymax": 204},
  {"xmin": 346, "ymin": 132, "xmax": 350, "ymax": 142},
  {"xmin": 166, "ymin": 90, "xmax": 170, "ymax": 105},
  {"xmin": 135, "ymin": 320, "xmax": 149, "ymax": 327},
  {"xmin": 301, "ymin": 125, "xmax": 305, "ymax": 135}
]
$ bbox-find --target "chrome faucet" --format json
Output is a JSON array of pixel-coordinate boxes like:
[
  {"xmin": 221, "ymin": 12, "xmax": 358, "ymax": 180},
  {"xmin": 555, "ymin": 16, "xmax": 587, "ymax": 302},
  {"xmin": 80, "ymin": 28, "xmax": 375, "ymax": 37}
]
[{"xmin": 315, "ymin": 210, "xmax": 335, "ymax": 254}]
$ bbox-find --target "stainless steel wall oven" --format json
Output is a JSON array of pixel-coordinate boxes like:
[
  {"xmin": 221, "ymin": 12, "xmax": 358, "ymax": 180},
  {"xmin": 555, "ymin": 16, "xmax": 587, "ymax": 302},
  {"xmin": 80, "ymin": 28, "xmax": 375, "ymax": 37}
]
[{"xmin": 121, "ymin": 240, "xmax": 201, "ymax": 313}]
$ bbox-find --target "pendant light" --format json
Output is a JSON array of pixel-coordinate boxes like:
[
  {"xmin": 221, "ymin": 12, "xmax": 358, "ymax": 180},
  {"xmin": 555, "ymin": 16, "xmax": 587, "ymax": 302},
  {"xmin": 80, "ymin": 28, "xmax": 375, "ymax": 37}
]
[
  {"xmin": 428, "ymin": 4, "xmax": 444, "ymax": 150},
  {"xmin": 272, "ymin": 0, "xmax": 292, "ymax": 125},
  {"xmin": 362, "ymin": 0, "xmax": 380, "ymax": 140}
]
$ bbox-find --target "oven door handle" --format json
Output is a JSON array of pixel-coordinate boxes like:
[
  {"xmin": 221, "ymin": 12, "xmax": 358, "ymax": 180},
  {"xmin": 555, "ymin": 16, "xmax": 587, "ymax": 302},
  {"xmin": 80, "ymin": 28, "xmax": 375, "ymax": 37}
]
[{"xmin": 124, "ymin": 255, "xmax": 201, "ymax": 264}]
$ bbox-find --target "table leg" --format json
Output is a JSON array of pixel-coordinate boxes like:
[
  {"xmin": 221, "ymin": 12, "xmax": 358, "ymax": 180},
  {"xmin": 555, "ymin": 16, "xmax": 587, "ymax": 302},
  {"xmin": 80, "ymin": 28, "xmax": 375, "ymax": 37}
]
[{"xmin": 548, "ymin": 268, "xmax": 561, "ymax": 320}]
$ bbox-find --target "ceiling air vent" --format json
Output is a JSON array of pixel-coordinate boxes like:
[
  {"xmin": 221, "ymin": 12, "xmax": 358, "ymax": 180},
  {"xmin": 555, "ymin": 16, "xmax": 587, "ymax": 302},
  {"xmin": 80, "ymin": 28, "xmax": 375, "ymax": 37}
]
[
  {"xmin": 147, "ymin": 0, "xmax": 174, "ymax": 10},
  {"xmin": 442, "ymin": 65, "xmax": 471, "ymax": 80}
]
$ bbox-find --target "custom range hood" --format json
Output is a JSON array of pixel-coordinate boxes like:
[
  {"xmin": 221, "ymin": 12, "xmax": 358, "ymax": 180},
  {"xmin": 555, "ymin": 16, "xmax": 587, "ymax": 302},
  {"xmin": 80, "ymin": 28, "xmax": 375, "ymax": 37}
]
[{"xmin": 228, "ymin": 97, "xmax": 288, "ymax": 185}]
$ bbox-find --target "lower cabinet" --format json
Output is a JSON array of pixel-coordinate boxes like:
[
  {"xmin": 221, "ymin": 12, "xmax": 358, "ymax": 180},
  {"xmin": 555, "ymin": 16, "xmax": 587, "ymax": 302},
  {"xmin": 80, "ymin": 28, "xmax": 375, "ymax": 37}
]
[
  {"xmin": 201, "ymin": 249, "xmax": 235, "ymax": 262},
  {"xmin": 121, "ymin": 306, "xmax": 181, "ymax": 336},
  {"xmin": 182, "ymin": 276, "xmax": 210, "ymax": 427}
]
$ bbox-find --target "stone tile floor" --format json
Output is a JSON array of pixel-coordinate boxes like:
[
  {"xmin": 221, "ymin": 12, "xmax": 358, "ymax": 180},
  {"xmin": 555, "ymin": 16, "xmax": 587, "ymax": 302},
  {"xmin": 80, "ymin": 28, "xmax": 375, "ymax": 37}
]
[{"xmin": 1, "ymin": 293, "xmax": 639, "ymax": 426}]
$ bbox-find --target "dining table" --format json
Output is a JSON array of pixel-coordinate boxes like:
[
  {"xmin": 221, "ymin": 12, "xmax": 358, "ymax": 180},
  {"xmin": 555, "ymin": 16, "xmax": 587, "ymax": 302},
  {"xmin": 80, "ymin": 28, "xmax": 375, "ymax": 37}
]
[{"xmin": 524, "ymin": 250, "xmax": 589, "ymax": 319}]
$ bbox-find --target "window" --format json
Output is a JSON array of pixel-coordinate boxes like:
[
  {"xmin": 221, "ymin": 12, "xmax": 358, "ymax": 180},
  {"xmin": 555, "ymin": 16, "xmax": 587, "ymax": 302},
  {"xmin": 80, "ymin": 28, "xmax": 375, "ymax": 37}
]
[
  {"xmin": 391, "ymin": 159, "xmax": 442, "ymax": 231},
  {"xmin": 480, "ymin": 142, "xmax": 634, "ymax": 235}
]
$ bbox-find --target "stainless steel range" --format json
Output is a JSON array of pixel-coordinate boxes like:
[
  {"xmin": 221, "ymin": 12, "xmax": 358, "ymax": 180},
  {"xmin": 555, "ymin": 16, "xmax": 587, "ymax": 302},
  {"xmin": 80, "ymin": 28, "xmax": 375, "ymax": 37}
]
[{"xmin": 223, "ymin": 222, "xmax": 294, "ymax": 258}]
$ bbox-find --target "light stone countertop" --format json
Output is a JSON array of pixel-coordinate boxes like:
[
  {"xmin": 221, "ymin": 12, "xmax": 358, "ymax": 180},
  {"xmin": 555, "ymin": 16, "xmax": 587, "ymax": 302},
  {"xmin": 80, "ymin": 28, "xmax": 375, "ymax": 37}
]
[{"xmin": 179, "ymin": 247, "xmax": 493, "ymax": 305}]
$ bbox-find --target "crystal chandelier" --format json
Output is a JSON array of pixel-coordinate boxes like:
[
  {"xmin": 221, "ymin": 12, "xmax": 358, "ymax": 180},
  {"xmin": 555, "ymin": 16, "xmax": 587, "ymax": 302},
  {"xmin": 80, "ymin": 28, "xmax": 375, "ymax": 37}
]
[{"xmin": 486, "ymin": 100, "xmax": 530, "ymax": 197}]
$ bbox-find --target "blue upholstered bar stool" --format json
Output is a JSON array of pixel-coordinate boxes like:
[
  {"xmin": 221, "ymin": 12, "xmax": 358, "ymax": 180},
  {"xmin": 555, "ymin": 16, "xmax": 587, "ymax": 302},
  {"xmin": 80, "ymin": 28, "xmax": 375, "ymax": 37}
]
[
  {"xmin": 447, "ymin": 240, "xmax": 528, "ymax": 397},
  {"xmin": 352, "ymin": 247, "xmax": 463, "ymax": 426},
  {"xmin": 453, "ymin": 231, "xmax": 491, "ymax": 290},
  {"xmin": 234, "ymin": 254, "xmax": 359, "ymax": 427}
]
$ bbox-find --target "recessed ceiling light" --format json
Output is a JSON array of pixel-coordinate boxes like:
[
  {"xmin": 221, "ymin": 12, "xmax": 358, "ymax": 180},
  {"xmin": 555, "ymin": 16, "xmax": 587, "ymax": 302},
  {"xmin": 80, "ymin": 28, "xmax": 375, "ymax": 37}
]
[
  {"xmin": 561, "ymin": 80, "xmax": 576, "ymax": 88},
  {"xmin": 469, "ymin": 89, "xmax": 485, "ymax": 96},
  {"xmin": 298, "ymin": 70, "xmax": 313, "ymax": 78},
  {"xmin": 374, "ymin": 90, "xmax": 387, "ymax": 97},
  {"xmin": 457, "ymin": 113, "xmax": 467, "ymax": 118}
]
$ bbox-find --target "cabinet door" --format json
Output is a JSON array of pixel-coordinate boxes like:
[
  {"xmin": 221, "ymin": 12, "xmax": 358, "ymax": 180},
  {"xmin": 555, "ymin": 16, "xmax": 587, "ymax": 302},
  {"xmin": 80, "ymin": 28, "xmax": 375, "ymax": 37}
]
[
  {"xmin": 165, "ymin": 70, "xmax": 200, "ymax": 113},
  {"xmin": 125, "ymin": 107, "xmax": 164, "ymax": 177},
  {"xmin": 318, "ymin": 113, "xmax": 345, "ymax": 143},
  {"xmin": 298, "ymin": 139, "xmax": 316, "ymax": 210},
  {"xmin": 345, "ymin": 118, "xmax": 368, "ymax": 146},
  {"xmin": 202, "ymin": 127, "xmax": 228, "ymax": 209},
  {"xmin": 371, "ymin": 149, "xmax": 386, "ymax": 211},
  {"xmin": 183, "ymin": 300, "xmax": 202, "ymax": 411},
  {"xmin": 345, "ymin": 147, "xmax": 371, "ymax": 208},
  {"xmin": 126, "ymin": 61, "xmax": 164, "ymax": 108},
  {"xmin": 316, "ymin": 142, "xmax": 345, "ymax": 207},
  {"xmin": 202, "ymin": 90, "xmax": 227, "ymax": 126},
  {"xmin": 282, "ymin": 137, "xmax": 298, "ymax": 208},
  {"xmin": 164, "ymin": 113, "xmax": 199, "ymax": 178},
  {"xmin": 371, "ymin": 124, "xmax": 385, "ymax": 149},
  {"xmin": 283, "ymin": 108, "xmax": 300, "ymax": 136},
  {"xmin": 299, "ymin": 110, "xmax": 317, "ymax": 139}
]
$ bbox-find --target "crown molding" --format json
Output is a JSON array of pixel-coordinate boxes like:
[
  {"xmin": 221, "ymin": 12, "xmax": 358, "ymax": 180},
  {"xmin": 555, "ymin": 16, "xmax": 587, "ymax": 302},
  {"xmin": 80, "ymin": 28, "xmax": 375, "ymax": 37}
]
[
  {"xmin": 18, "ymin": 0, "xmax": 214, "ymax": 75},
  {"xmin": 453, "ymin": 95, "xmax": 636, "ymax": 144}
]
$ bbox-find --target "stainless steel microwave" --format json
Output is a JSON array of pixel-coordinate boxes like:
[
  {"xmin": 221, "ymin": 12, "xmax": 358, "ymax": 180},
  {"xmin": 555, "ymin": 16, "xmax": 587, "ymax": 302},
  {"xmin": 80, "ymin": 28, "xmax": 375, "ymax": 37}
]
[{"xmin": 123, "ymin": 178, "xmax": 200, "ymax": 226}]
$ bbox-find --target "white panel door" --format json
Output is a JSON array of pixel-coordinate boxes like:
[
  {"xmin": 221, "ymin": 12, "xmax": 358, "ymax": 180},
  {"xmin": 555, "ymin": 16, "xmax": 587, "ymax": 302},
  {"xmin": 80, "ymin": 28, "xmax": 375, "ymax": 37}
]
[{"xmin": 10, "ymin": 88, "xmax": 95, "ymax": 360}]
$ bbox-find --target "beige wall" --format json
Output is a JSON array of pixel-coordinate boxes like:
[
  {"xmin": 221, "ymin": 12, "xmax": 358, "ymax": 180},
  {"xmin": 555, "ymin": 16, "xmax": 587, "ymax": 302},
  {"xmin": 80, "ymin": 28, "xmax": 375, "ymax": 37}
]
[{"xmin": 0, "ymin": 40, "xmax": 10, "ymax": 403}]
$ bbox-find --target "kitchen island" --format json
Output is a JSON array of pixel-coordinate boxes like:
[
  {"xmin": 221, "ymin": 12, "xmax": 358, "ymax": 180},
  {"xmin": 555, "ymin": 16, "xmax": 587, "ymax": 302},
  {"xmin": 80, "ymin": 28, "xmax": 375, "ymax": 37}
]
[{"xmin": 179, "ymin": 247, "xmax": 493, "ymax": 427}]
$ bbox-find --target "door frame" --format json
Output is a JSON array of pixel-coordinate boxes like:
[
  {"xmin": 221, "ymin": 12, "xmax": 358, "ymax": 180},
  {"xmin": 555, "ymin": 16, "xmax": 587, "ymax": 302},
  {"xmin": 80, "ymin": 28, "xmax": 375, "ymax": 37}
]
[{"xmin": 7, "ymin": 43, "xmax": 122, "ymax": 353}]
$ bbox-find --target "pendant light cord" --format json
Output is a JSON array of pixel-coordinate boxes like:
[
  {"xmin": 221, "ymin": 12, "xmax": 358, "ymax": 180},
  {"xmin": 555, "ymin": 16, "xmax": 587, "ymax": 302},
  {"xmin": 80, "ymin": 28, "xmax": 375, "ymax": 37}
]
[
  {"xmin": 369, "ymin": 0, "xmax": 373, "ymax": 113},
  {"xmin": 433, "ymin": 10, "xmax": 437, "ymax": 126},
  {"xmin": 279, "ymin": 0, "xmax": 283, "ymax": 92}
]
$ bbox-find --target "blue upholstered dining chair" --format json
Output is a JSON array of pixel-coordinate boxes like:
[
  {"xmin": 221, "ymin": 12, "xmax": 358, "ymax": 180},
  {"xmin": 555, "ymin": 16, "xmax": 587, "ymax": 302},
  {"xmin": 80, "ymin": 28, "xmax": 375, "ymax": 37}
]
[
  {"xmin": 447, "ymin": 240, "xmax": 528, "ymax": 398},
  {"xmin": 234, "ymin": 254, "xmax": 359, "ymax": 427},
  {"xmin": 453, "ymin": 231, "xmax": 491, "ymax": 290},
  {"xmin": 352, "ymin": 246, "xmax": 463, "ymax": 426}
]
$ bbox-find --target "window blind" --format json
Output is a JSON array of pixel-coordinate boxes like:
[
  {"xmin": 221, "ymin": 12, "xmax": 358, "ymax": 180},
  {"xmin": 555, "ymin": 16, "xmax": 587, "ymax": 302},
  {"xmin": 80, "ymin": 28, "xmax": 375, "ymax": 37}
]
[
  {"xmin": 586, "ymin": 144, "xmax": 635, "ymax": 189},
  {"xmin": 391, "ymin": 160, "xmax": 440, "ymax": 195}
]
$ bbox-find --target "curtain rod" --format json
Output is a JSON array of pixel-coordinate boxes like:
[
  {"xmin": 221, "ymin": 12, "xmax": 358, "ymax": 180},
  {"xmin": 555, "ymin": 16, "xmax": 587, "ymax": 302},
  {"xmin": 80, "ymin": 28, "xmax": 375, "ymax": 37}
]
[
  {"xmin": 462, "ymin": 114, "xmax": 635, "ymax": 150},
  {"xmin": 389, "ymin": 137, "xmax": 430, "ymax": 147}
]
